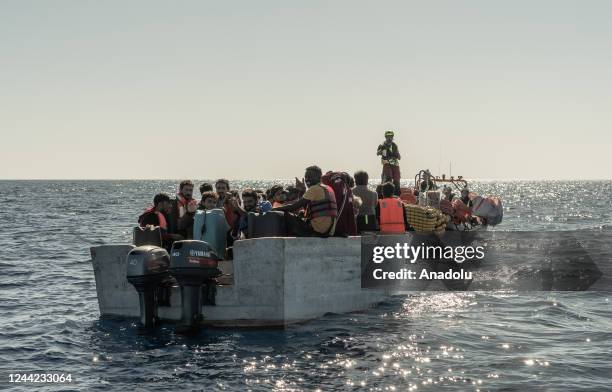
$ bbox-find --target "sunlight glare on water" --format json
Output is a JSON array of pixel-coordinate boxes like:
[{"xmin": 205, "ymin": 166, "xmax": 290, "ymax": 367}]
[{"xmin": 0, "ymin": 180, "xmax": 611, "ymax": 391}]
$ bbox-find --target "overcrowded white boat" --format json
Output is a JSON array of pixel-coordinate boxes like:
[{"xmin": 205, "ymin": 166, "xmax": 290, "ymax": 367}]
[{"xmin": 90, "ymin": 172, "xmax": 503, "ymax": 330}]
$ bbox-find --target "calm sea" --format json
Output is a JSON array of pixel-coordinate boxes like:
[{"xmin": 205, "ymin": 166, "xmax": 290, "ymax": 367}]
[{"xmin": 1, "ymin": 180, "xmax": 611, "ymax": 391}]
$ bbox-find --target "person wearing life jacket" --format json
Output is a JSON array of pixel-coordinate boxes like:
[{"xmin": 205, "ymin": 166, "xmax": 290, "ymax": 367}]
[
  {"xmin": 377, "ymin": 130, "xmax": 402, "ymax": 196},
  {"xmin": 166, "ymin": 180, "xmax": 198, "ymax": 240},
  {"xmin": 138, "ymin": 193, "xmax": 183, "ymax": 247},
  {"xmin": 376, "ymin": 182, "xmax": 409, "ymax": 234},
  {"xmin": 272, "ymin": 165, "xmax": 338, "ymax": 237},
  {"xmin": 351, "ymin": 170, "xmax": 378, "ymax": 233}
]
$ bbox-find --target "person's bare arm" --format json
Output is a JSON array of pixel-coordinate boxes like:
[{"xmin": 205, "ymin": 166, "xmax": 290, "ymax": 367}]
[
  {"xmin": 229, "ymin": 197, "xmax": 247, "ymax": 216},
  {"xmin": 272, "ymin": 197, "xmax": 309, "ymax": 212}
]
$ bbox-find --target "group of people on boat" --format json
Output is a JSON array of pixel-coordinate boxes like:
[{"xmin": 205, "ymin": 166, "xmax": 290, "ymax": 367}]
[{"xmin": 137, "ymin": 130, "xmax": 500, "ymax": 258}]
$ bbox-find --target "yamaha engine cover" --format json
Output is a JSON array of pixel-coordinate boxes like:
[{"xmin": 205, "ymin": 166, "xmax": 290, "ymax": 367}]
[
  {"xmin": 170, "ymin": 240, "xmax": 220, "ymax": 333},
  {"xmin": 126, "ymin": 245, "xmax": 170, "ymax": 330}
]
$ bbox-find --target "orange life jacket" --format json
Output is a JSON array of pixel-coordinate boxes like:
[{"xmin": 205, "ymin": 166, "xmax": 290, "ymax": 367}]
[
  {"xmin": 379, "ymin": 197, "xmax": 405, "ymax": 233},
  {"xmin": 307, "ymin": 184, "xmax": 338, "ymax": 219},
  {"xmin": 399, "ymin": 187, "xmax": 417, "ymax": 204}
]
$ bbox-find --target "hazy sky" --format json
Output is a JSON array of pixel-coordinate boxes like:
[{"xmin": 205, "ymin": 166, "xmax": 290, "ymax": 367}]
[{"xmin": 1, "ymin": 1, "xmax": 611, "ymax": 180}]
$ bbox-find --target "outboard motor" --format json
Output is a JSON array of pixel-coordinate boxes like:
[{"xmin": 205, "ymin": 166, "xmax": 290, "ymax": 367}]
[
  {"xmin": 169, "ymin": 240, "xmax": 220, "ymax": 333},
  {"xmin": 126, "ymin": 246, "xmax": 170, "ymax": 330}
]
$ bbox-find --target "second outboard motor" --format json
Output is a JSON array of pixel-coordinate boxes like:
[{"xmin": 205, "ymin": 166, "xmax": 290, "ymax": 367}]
[
  {"xmin": 126, "ymin": 245, "xmax": 170, "ymax": 330},
  {"xmin": 170, "ymin": 240, "xmax": 220, "ymax": 333}
]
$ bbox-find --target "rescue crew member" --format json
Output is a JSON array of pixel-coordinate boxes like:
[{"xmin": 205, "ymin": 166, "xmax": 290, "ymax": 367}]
[
  {"xmin": 459, "ymin": 187, "xmax": 473, "ymax": 207},
  {"xmin": 419, "ymin": 170, "xmax": 438, "ymax": 192},
  {"xmin": 376, "ymin": 182, "xmax": 409, "ymax": 234},
  {"xmin": 351, "ymin": 170, "xmax": 378, "ymax": 232},
  {"xmin": 442, "ymin": 186, "xmax": 455, "ymax": 201},
  {"xmin": 168, "ymin": 180, "xmax": 198, "ymax": 239},
  {"xmin": 272, "ymin": 165, "xmax": 338, "ymax": 237},
  {"xmin": 377, "ymin": 130, "xmax": 402, "ymax": 195}
]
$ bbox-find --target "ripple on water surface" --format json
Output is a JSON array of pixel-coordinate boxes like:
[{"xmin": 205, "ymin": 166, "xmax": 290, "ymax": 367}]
[{"xmin": 0, "ymin": 180, "xmax": 611, "ymax": 391}]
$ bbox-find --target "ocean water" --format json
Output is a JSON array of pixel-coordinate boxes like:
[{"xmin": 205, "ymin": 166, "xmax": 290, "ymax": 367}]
[{"xmin": 1, "ymin": 180, "xmax": 611, "ymax": 391}]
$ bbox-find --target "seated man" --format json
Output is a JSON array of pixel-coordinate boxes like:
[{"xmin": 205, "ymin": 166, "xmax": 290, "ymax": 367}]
[
  {"xmin": 266, "ymin": 185, "xmax": 286, "ymax": 208},
  {"xmin": 351, "ymin": 170, "xmax": 378, "ymax": 232},
  {"xmin": 232, "ymin": 188, "xmax": 272, "ymax": 239},
  {"xmin": 193, "ymin": 192, "xmax": 230, "ymax": 259},
  {"xmin": 199, "ymin": 182, "xmax": 213, "ymax": 196},
  {"xmin": 376, "ymin": 182, "xmax": 409, "ymax": 234},
  {"xmin": 167, "ymin": 180, "xmax": 198, "ymax": 239},
  {"xmin": 272, "ymin": 165, "xmax": 338, "ymax": 237},
  {"xmin": 197, "ymin": 182, "xmax": 214, "ymax": 210},
  {"xmin": 138, "ymin": 193, "xmax": 182, "ymax": 247}
]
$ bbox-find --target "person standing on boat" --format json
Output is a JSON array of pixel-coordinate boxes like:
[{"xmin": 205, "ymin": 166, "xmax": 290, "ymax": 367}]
[
  {"xmin": 272, "ymin": 165, "xmax": 338, "ymax": 237},
  {"xmin": 377, "ymin": 130, "xmax": 401, "ymax": 196}
]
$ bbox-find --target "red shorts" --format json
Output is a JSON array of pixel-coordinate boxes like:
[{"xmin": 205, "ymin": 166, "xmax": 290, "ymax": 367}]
[{"xmin": 382, "ymin": 164, "xmax": 401, "ymax": 183}]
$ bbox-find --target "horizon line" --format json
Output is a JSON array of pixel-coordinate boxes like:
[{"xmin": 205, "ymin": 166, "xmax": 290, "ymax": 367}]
[{"xmin": 1, "ymin": 178, "xmax": 611, "ymax": 182}]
